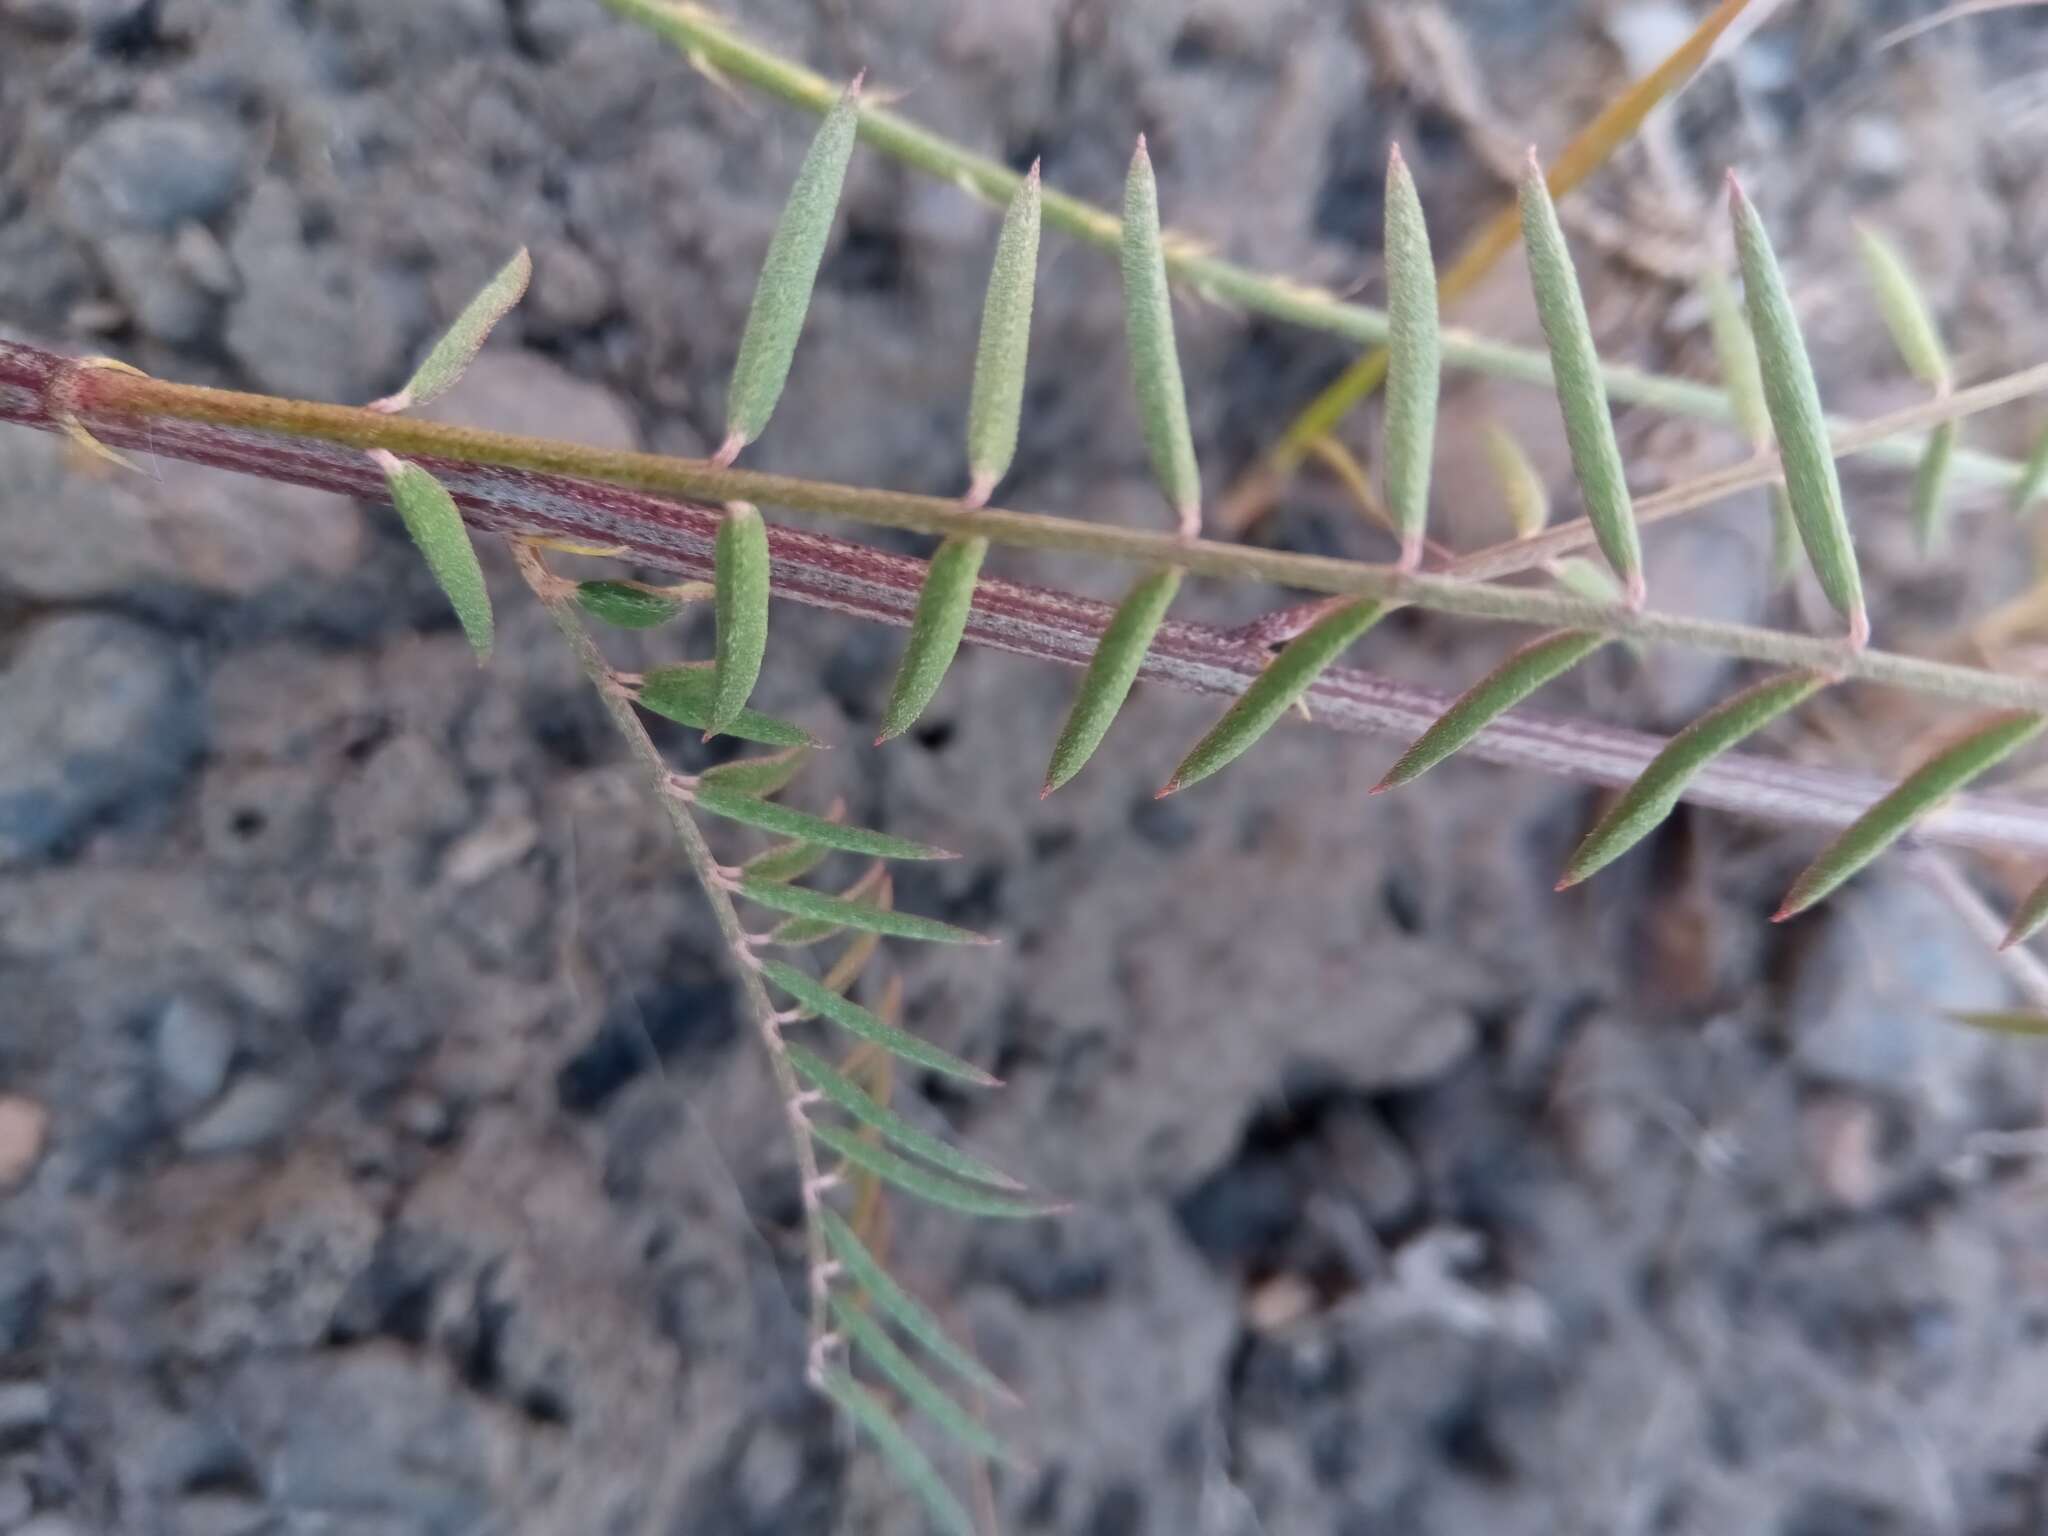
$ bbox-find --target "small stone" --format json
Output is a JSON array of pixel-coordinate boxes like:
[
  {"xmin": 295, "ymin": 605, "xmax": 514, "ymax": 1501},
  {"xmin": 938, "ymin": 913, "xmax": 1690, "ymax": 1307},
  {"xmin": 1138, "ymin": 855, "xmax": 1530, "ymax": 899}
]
[
  {"xmin": 0, "ymin": 1380, "xmax": 51, "ymax": 1441},
  {"xmin": 0, "ymin": 1473, "xmax": 30, "ymax": 1525},
  {"xmin": 180, "ymin": 1075, "xmax": 299, "ymax": 1157},
  {"xmin": 0, "ymin": 1097, "xmax": 49, "ymax": 1194},
  {"xmin": 57, "ymin": 114, "xmax": 246, "ymax": 238},
  {"xmin": 154, "ymin": 997, "xmax": 236, "ymax": 1118},
  {"xmin": 1802, "ymin": 1091, "xmax": 1882, "ymax": 1210}
]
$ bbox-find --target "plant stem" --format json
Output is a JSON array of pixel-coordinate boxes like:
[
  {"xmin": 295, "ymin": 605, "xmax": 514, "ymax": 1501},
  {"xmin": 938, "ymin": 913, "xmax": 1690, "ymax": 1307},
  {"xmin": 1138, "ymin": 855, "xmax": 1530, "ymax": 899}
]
[
  {"xmin": 597, "ymin": 0, "xmax": 2026, "ymax": 495},
  {"xmin": 7, "ymin": 337, "xmax": 2046, "ymax": 857},
  {"xmin": 35, "ymin": 345, "xmax": 2048, "ymax": 713},
  {"xmin": 510, "ymin": 540, "xmax": 829, "ymax": 1351}
]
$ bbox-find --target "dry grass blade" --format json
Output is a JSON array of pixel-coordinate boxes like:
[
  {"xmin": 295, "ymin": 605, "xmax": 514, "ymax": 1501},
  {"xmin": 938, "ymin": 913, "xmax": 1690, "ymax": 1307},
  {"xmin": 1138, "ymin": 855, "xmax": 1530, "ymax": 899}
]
[
  {"xmin": 760, "ymin": 959, "xmax": 997, "ymax": 1082},
  {"xmin": 1730, "ymin": 175, "xmax": 1866, "ymax": 640},
  {"xmin": 1374, "ymin": 630, "xmax": 1608, "ymax": 792},
  {"xmin": 369, "ymin": 247, "xmax": 531, "ymax": 414},
  {"xmin": 1560, "ymin": 669, "xmax": 1829, "ymax": 887},
  {"xmin": 711, "ymin": 502, "xmax": 771, "ymax": 736},
  {"xmin": 878, "ymin": 535, "xmax": 987, "ymax": 742},
  {"xmin": 1383, "ymin": 144, "xmax": 1440, "ymax": 570},
  {"xmin": 371, "ymin": 451, "xmax": 492, "ymax": 662},
  {"xmin": 1163, "ymin": 600, "xmax": 1390, "ymax": 794},
  {"xmin": 1121, "ymin": 137, "xmax": 1201, "ymax": 539},
  {"xmin": 1776, "ymin": 710, "xmax": 2046, "ymax": 919},
  {"xmin": 964, "ymin": 163, "xmax": 1041, "ymax": 506},
  {"xmin": 1519, "ymin": 157, "xmax": 1644, "ymax": 605},
  {"xmin": 721, "ymin": 73, "xmax": 862, "ymax": 457},
  {"xmin": 1042, "ymin": 566, "xmax": 1182, "ymax": 795}
]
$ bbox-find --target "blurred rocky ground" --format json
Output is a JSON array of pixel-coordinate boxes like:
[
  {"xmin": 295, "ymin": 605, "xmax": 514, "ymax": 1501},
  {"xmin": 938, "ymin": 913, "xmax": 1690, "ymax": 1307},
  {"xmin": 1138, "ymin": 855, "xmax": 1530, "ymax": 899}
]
[{"xmin": 5, "ymin": 1, "xmax": 2048, "ymax": 1532}]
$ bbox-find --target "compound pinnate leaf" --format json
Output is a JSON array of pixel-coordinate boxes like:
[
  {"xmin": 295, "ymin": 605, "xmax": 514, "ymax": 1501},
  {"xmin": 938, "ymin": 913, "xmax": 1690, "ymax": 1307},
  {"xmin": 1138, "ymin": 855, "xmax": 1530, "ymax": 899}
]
[
  {"xmin": 878, "ymin": 535, "xmax": 986, "ymax": 742},
  {"xmin": 370, "ymin": 247, "xmax": 531, "ymax": 413},
  {"xmin": 818, "ymin": 1367, "xmax": 976, "ymax": 1536},
  {"xmin": 830, "ymin": 1297, "xmax": 1010, "ymax": 1465},
  {"xmin": 1776, "ymin": 710, "xmax": 2046, "ymax": 920},
  {"xmin": 1561, "ymin": 669, "xmax": 1829, "ymax": 888},
  {"xmin": 1482, "ymin": 423, "xmax": 1549, "ymax": 540},
  {"xmin": 1518, "ymin": 156, "xmax": 1643, "ymax": 605},
  {"xmin": 2014, "ymin": 423, "xmax": 2048, "ymax": 514},
  {"xmin": 819, "ymin": 1206, "xmax": 1016, "ymax": 1404},
  {"xmin": 1164, "ymin": 600, "xmax": 1390, "ymax": 794},
  {"xmin": 697, "ymin": 744, "xmax": 811, "ymax": 797},
  {"xmin": 723, "ymin": 75, "xmax": 862, "ymax": 453},
  {"xmin": 1730, "ymin": 176, "xmax": 1866, "ymax": 638},
  {"xmin": 1854, "ymin": 225, "xmax": 1950, "ymax": 387},
  {"xmin": 1383, "ymin": 144, "xmax": 1440, "ymax": 569},
  {"xmin": 762, "ymin": 960, "xmax": 997, "ymax": 1082},
  {"xmin": 710, "ymin": 502, "xmax": 771, "ymax": 736},
  {"xmin": 2000, "ymin": 872, "xmax": 2048, "ymax": 950},
  {"xmin": 370, "ymin": 451, "xmax": 492, "ymax": 662},
  {"xmin": 637, "ymin": 663, "xmax": 821, "ymax": 748},
  {"xmin": 1043, "ymin": 565, "xmax": 1182, "ymax": 796},
  {"xmin": 964, "ymin": 163, "xmax": 1041, "ymax": 505},
  {"xmin": 693, "ymin": 782, "xmax": 953, "ymax": 860},
  {"xmin": 741, "ymin": 875, "xmax": 992, "ymax": 947},
  {"xmin": 1121, "ymin": 137, "xmax": 1201, "ymax": 540},
  {"xmin": 786, "ymin": 1041, "xmax": 1022, "ymax": 1188},
  {"xmin": 576, "ymin": 579, "xmax": 701, "ymax": 629},
  {"xmin": 810, "ymin": 1121, "xmax": 1061, "ymax": 1219},
  {"xmin": 1374, "ymin": 629, "xmax": 1607, "ymax": 792},
  {"xmin": 1911, "ymin": 421, "xmax": 1958, "ymax": 552}
]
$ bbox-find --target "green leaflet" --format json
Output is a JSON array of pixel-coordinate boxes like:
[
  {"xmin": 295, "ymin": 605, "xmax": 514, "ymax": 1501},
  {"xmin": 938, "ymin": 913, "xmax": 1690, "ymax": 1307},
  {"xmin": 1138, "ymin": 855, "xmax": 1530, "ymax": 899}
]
[
  {"xmin": 1374, "ymin": 630, "xmax": 1607, "ymax": 792},
  {"xmin": 878, "ymin": 536, "xmax": 986, "ymax": 742},
  {"xmin": 811, "ymin": 1122, "xmax": 1060, "ymax": 1219},
  {"xmin": 1911, "ymin": 422, "xmax": 1958, "ymax": 552},
  {"xmin": 1383, "ymin": 145, "xmax": 1439, "ymax": 568},
  {"xmin": 576, "ymin": 579, "xmax": 700, "ymax": 629},
  {"xmin": 693, "ymin": 782, "xmax": 953, "ymax": 860},
  {"xmin": 786, "ymin": 1041, "xmax": 1022, "ymax": 1189},
  {"xmin": 2013, "ymin": 422, "xmax": 2048, "ymax": 514},
  {"xmin": 2001, "ymin": 872, "xmax": 2048, "ymax": 950},
  {"xmin": 1121, "ymin": 137, "xmax": 1202, "ymax": 539},
  {"xmin": 1560, "ymin": 669, "xmax": 1829, "ymax": 887},
  {"xmin": 1776, "ymin": 710, "xmax": 2046, "ymax": 920},
  {"xmin": 964, "ymin": 163, "xmax": 1041, "ymax": 504},
  {"xmin": 697, "ymin": 744, "xmax": 810, "ymax": 797},
  {"xmin": 1164, "ymin": 600, "xmax": 1389, "ymax": 794},
  {"xmin": 1947, "ymin": 1009, "xmax": 2048, "ymax": 1037},
  {"xmin": 1043, "ymin": 566, "xmax": 1183, "ymax": 795},
  {"xmin": 789, "ymin": 929, "xmax": 881, "ymax": 1023},
  {"xmin": 710, "ymin": 503, "xmax": 771, "ymax": 736},
  {"xmin": 818, "ymin": 1368, "xmax": 976, "ymax": 1536},
  {"xmin": 762, "ymin": 963, "xmax": 995, "ymax": 1088},
  {"xmin": 829, "ymin": 1297, "xmax": 1010, "ymax": 1465},
  {"xmin": 724, "ymin": 75, "xmax": 862, "ymax": 452},
  {"xmin": 1483, "ymin": 424, "xmax": 1549, "ymax": 540},
  {"xmin": 1518, "ymin": 161, "xmax": 1643, "ymax": 604},
  {"xmin": 637, "ymin": 663, "xmax": 821, "ymax": 748},
  {"xmin": 743, "ymin": 835, "xmax": 834, "ymax": 885},
  {"xmin": 371, "ymin": 247, "xmax": 531, "ymax": 413},
  {"xmin": 1854, "ymin": 225, "xmax": 1950, "ymax": 387},
  {"xmin": 370, "ymin": 451, "xmax": 493, "ymax": 662},
  {"xmin": 1730, "ymin": 177, "xmax": 1865, "ymax": 636},
  {"xmin": 1548, "ymin": 555, "xmax": 1622, "ymax": 606},
  {"xmin": 769, "ymin": 865, "xmax": 888, "ymax": 948},
  {"xmin": 819, "ymin": 1206, "xmax": 1016, "ymax": 1404},
  {"xmin": 1702, "ymin": 268, "xmax": 1798, "ymax": 585}
]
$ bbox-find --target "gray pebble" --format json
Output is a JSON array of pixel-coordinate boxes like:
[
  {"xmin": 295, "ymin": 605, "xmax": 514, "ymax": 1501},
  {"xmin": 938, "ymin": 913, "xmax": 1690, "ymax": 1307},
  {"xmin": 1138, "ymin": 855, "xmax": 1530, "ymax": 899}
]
[
  {"xmin": 179, "ymin": 1076, "xmax": 299, "ymax": 1157},
  {"xmin": 0, "ymin": 1381, "xmax": 50, "ymax": 1440},
  {"xmin": 57, "ymin": 114, "xmax": 246, "ymax": 238},
  {"xmin": 154, "ymin": 997, "xmax": 236, "ymax": 1118}
]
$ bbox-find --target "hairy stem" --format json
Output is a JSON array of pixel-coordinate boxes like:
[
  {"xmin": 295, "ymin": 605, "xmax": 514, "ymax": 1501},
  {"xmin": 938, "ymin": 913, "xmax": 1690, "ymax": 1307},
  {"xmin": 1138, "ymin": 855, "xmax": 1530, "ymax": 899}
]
[
  {"xmin": 23, "ymin": 346, "xmax": 2048, "ymax": 712},
  {"xmin": 5, "ymin": 337, "xmax": 2046, "ymax": 857},
  {"xmin": 597, "ymin": 0, "xmax": 2026, "ymax": 495},
  {"xmin": 510, "ymin": 540, "xmax": 829, "ymax": 1351}
]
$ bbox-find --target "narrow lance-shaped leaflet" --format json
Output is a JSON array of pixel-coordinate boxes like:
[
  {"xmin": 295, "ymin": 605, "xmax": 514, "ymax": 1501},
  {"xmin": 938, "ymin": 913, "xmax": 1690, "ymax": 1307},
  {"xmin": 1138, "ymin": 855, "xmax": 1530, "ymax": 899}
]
[
  {"xmin": 1855, "ymin": 226, "xmax": 1956, "ymax": 551},
  {"xmin": 1482, "ymin": 422, "xmax": 1549, "ymax": 540},
  {"xmin": 739, "ymin": 876, "xmax": 993, "ymax": 946},
  {"xmin": 1518, "ymin": 154, "xmax": 1645, "ymax": 606},
  {"xmin": 371, "ymin": 451, "xmax": 493, "ymax": 662},
  {"xmin": 720, "ymin": 74, "xmax": 863, "ymax": 460},
  {"xmin": 636, "ymin": 662, "xmax": 821, "ymax": 748},
  {"xmin": 1730, "ymin": 175, "xmax": 1866, "ymax": 641},
  {"xmin": 1701, "ymin": 268, "xmax": 1798, "ymax": 584},
  {"xmin": 1776, "ymin": 710, "xmax": 2045, "ymax": 919},
  {"xmin": 760, "ymin": 959, "xmax": 996, "ymax": 1083},
  {"xmin": 817, "ymin": 1368, "xmax": 976, "ymax": 1536},
  {"xmin": 696, "ymin": 743, "xmax": 811, "ymax": 797},
  {"xmin": 1042, "ymin": 565, "xmax": 1183, "ymax": 796},
  {"xmin": 767, "ymin": 865, "xmax": 889, "ymax": 948},
  {"xmin": 690, "ymin": 781, "xmax": 954, "ymax": 860},
  {"xmin": 877, "ymin": 535, "xmax": 987, "ymax": 742},
  {"xmin": 809, "ymin": 1121, "xmax": 1062, "ymax": 1219},
  {"xmin": 1122, "ymin": 137, "xmax": 1202, "ymax": 540},
  {"xmin": 369, "ymin": 247, "xmax": 531, "ymax": 414},
  {"xmin": 1374, "ymin": 630, "xmax": 1608, "ymax": 792},
  {"xmin": 964, "ymin": 162, "xmax": 1042, "ymax": 506},
  {"xmin": 828, "ymin": 1296, "xmax": 1010, "ymax": 1465},
  {"xmin": 784, "ymin": 1039, "xmax": 1022, "ymax": 1188},
  {"xmin": 1382, "ymin": 144, "xmax": 1440, "ymax": 571},
  {"xmin": 576, "ymin": 578, "xmax": 708, "ymax": 629},
  {"xmin": 710, "ymin": 501, "xmax": 771, "ymax": 736}
]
